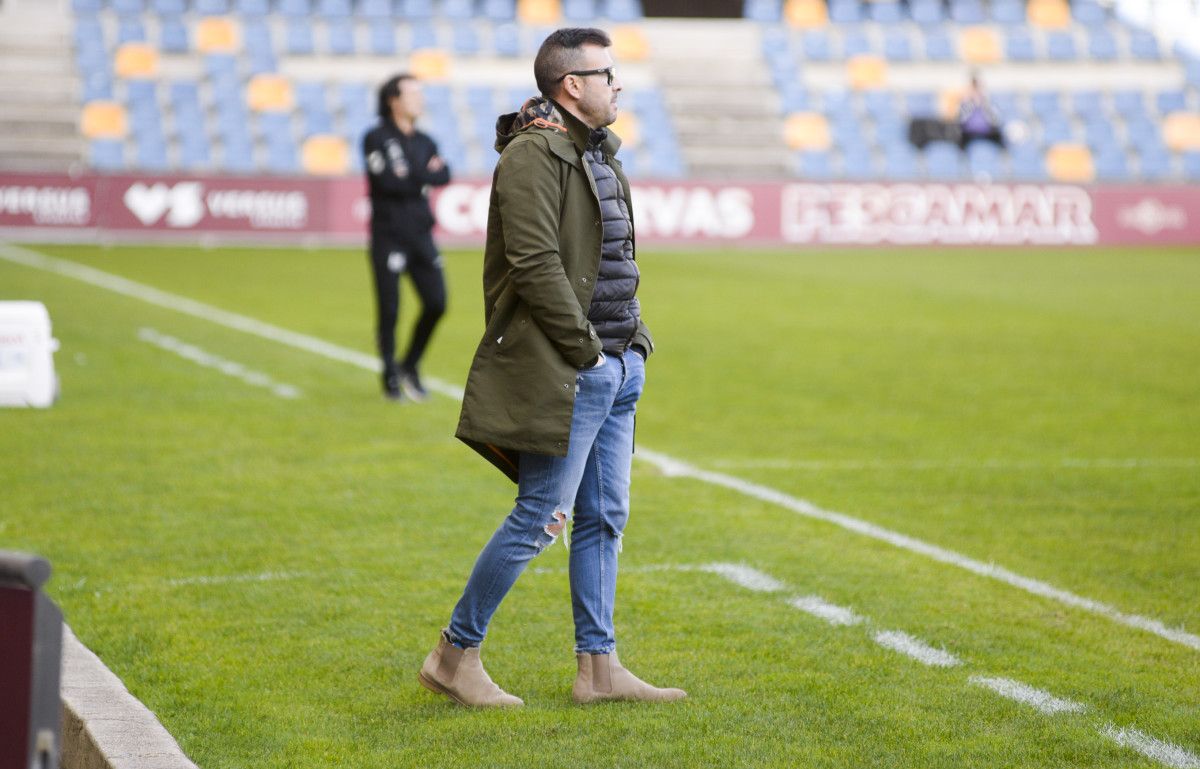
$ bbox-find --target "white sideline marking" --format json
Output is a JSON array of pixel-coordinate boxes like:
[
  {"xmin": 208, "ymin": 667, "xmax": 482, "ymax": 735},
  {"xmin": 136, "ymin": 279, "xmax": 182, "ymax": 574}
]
[
  {"xmin": 1102, "ymin": 725, "xmax": 1200, "ymax": 769},
  {"xmin": 164, "ymin": 571, "xmax": 310, "ymax": 587},
  {"xmin": 789, "ymin": 595, "xmax": 865, "ymax": 626},
  {"xmin": 4, "ymin": 243, "xmax": 1196, "ymax": 653},
  {"xmin": 695, "ymin": 562, "xmax": 787, "ymax": 593},
  {"xmin": 710, "ymin": 458, "xmax": 1200, "ymax": 471},
  {"xmin": 635, "ymin": 448, "xmax": 1200, "ymax": 652},
  {"xmin": 139, "ymin": 327, "xmax": 301, "ymax": 399},
  {"xmin": 873, "ymin": 630, "xmax": 961, "ymax": 668},
  {"xmin": 969, "ymin": 676, "xmax": 1086, "ymax": 715}
]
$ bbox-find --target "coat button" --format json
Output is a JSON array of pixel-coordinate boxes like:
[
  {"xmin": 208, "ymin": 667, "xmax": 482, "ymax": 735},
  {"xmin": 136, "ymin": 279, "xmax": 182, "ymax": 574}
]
[
  {"xmin": 562, "ymin": 383, "xmax": 569, "ymax": 389},
  {"xmin": 581, "ymin": 276, "xmax": 589, "ymax": 284}
]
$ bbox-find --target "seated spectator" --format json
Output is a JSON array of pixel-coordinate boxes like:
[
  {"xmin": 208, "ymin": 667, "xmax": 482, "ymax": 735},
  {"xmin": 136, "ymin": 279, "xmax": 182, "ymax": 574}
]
[{"xmin": 958, "ymin": 73, "xmax": 1005, "ymax": 149}]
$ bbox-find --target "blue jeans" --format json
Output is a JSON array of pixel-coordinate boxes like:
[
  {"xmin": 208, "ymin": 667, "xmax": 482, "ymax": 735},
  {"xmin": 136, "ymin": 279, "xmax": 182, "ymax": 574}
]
[{"xmin": 447, "ymin": 347, "xmax": 645, "ymax": 654}]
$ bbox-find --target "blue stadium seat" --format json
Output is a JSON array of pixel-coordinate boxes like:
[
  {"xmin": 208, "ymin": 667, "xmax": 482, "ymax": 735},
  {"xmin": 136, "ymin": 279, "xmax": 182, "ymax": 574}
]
[
  {"xmin": 1093, "ymin": 147, "xmax": 1129, "ymax": 181},
  {"xmin": 883, "ymin": 28, "xmax": 913, "ymax": 61},
  {"xmin": 286, "ymin": 17, "xmax": 316, "ymax": 54},
  {"xmin": 369, "ymin": 24, "xmax": 397, "ymax": 55},
  {"xmin": 863, "ymin": 90, "xmax": 896, "ymax": 119},
  {"xmin": 1086, "ymin": 26, "xmax": 1117, "ymax": 61},
  {"xmin": 337, "ymin": 82, "xmax": 372, "ymax": 117},
  {"xmin": 247, "ymin": 47, "xmax": 276, "ymax": 74},
  {"xmin": 1046, "ymin": 31, "xmax": 1078, "ymax": 60},
  {"xmin": 949, "ymin": 0, "xmax": 985, "ymax": 24},
  {"xmin": 762, "ymin": 25, "xmax": 790, "ymax": 57},
  {"xmin": 966, "ymin": 140, "xmax": 1002, "ymax": 180},
  {"xmin": 1128, "ymin": 29, "xmax": 1160, "ymax": 60},
  {"xmin": 990, "ymin": 0, "xmax": 1024, "ymax": 24},
  {"xmin": 126, "ymin": 79, "xmax": 159, "ymax": 106},
  {"xmin": 1156, "ymin": 89, "xmax": 1188, "ymax": 114},
  {"xmin": 234, "ymin": 0, "xmax": 271, "ymax": 14},
  {"xmin": 1031, "ymin": 91, "xmax": 1063, "ymax": 118},
  {"xmin": 1124, "ymin": 116, "xmax": 1161, "ymax": 151},
  {"xmin": 1182, "ymin": 152, "xmax": 1200, "ymax": 181},
  {"xmin": 179, "ymin": 136, "xmax": 211, "ymax": 171},
  {"xmin": 296, "ymin": 82, "xmax": 326, "ymax": 110},
  {"xmin": 113, "ymin": 0, "xmax": 146, "ymax": 13},
  {"xmin": 73, "ymin": 0, "xmax": 103, "ymax": 12},
  {"xmin": 481, "ymin": 0, "xmax": 515, "ymax": 20},
  {"xmin": 117, "ymin": 18, "xmax": 148, "ymax": 44},
  {"xmin": 409, "ymin": 20, "xmax": 439, "ymax": 49},
  {"xmin": 1084, "ymin": 121, "xmax": 1118, "ymax": 152},
  {"xmin": 795, "ymin": 150, "xmax": 835, "ymax": 179},
  {"xmin": 1008, "ymin": 142, "xmax": 1045, "ymax": 180},
  {"xmin": 82, "ymin": 72, "xmax": 115, "ymax": 102},
  {"xmin": 905, "ymin": 91, "xmax": 937, "ymax": 117},
  {"xmin": 358, "ymin": 0, "xmax": 394, "ymax": 18},
  {"xmin": 883, "ymin": 144, "xmax": 920, "ymax": 180},
  {"xmin": 152, "ymin": 0, "xmax": 187, "ymax": 13},
  {"xmin": 843, "ymin": 27, "xmax": 872, "ymax": 57},
  {"xmin": 194, "ymin": 0, "xmax": 230, "ymax": 14},
  {"xmin": 1185, "ymin": 58, "xmax": 1200, "ymax": 89},
  {"xmin": 924, "ymin": 141, "xmax": 965, "ymax": 180},
  {"xmin": 1071, "ymin": 0, "xmax": 1107, "ymax": 26},
  {"xmin": 1071, "ymin": 90, "xmax": 1104, "ymax": 120},
  {"xmin": 802, "ymin": 30, "xmax": 835, "ymax": 61},
  {"xmin": 781, "ymin": 84, "xmax": 814, "ymax": 112},
  {"xmin": 1112, "ymin": 90, "xmax": 1146, "ymax": 118},
  {"xmin": 444, "ymin": 0, "xmax": 475, "ymax": 19},
  {"xmin": 1005, "ymin": 28, "xmax": 1036, "ymax": 61},
  {"xmin": 562, "ymin": 0, "xmax": 595, "ymax": 20},
  {"xmin": 604, "ymin": 0, "xmax": 642, "ymax": 21},
  {"xmin": 909, "ymin": 0, "xmax": 944, "ymax": 24},
  {"xmin": 243, "ymin": 19, "xmax": 273, "ymax": 54},
  {"xmin": 278, "ymin": 0, "xmax": 312, "ymax": 16},
  {"xmin": 842, "ymin": 149, "xmax": 876, "ymax": 180},
  {"xmin": 258, "ymin": 112, "xmax": 293, "ymax": 140},
  {"xmin": 869, "ymin": 1, "xmax": 904, "ymax": 22},
  {"xmin": 328, "ymin": 19, "xmax": 357, "ymax": 54},
  {"xmin": 91, "ymin": 140, "xmax": 126, "ymax": 171},
  {"xmin": 317, "ymin": 0, "xmax": 353, "ymax": 16},
  {"xmin": 989, "ymin": 91, "xmax": 1019, "ymax": 120},
  {"xmin": 828, "ymin": 0, "xmax": 861, "ymax": 23},
  {"xmin": 453, "ymin": 24, "xmax": 482, "ymax": 55},
  {"xmin": 924, "ymin": 28, "xmax": 956, "ymax": 61},
  {"xmin": 1040, "ymin": 118, "xmax": 1075, "ymax": 144},
  {"xmin": 160, "ymin": 18, "xmax": 189, "ymax": 52},
  {"xmin": 744, "ymin": 0, "xmax": 781, "ymax": 22},
  {"xmin": 400, "ymin": 0, "xmax": 435, "ymax": 17},
  {"xmin": 135, "ymin": 137, "xmax": 169, "ymax": 172},
  {"xmin": 1138, "ymin": 148, "xmax": 1173, "ymax": 180}
]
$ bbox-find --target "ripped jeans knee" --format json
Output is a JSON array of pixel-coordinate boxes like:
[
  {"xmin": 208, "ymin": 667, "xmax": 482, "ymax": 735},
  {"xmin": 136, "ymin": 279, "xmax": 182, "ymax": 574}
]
[{"xmin": 534, "ymin": 508, "xmax": 572, "ymax": 552}]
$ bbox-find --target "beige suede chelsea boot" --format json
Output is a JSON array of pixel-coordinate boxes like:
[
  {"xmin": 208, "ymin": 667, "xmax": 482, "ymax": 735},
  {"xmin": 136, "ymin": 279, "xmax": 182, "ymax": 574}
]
[
  {"xmin": 418, "ymin": 631, "xmax": 523, "ymax": 707},
  {"xmin": 572, "ymin": 650, "xmax": 687, "ymax": 704}
]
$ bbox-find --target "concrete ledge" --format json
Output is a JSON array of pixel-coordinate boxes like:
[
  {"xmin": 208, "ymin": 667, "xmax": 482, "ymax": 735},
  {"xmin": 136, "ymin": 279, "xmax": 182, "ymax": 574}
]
[{"xmin": 60, "ymin": 625, "xmax": 199, "ymax": 769}]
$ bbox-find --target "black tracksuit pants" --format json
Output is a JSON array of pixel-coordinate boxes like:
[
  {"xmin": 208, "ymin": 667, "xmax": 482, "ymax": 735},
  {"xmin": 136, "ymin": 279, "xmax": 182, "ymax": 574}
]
[{"xmin": 368, "ymin": 229, "xmax": 446, "ymax": 375}]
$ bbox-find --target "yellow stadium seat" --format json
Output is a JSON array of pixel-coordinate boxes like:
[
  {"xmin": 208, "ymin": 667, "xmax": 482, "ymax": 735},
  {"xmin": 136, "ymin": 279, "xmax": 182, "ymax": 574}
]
[
  {"xmin": 939, "ymin": 88, "xmax": 964, "ymax": 119},
  {"xmin": 847, "ymin": 55, "xmax": 887, "ymax": 90},
  {"xmin": 611, "ymin": 26, "xmax": 649, "ymax": 61},
  {"xmin": 784, "ymin": 112, "xmax": 831, "ymax": 151},
  {"xmin": 302, "ymin": 135, "xmax": 349, "ymax": 176},
  {"xmin": 114, "ymin": 43, "xmax": 158, "ymax": 79},
  {"xmin": 610, "ymin": 113, "xmax": 640, "ymax": 149},
  {"xmin": 784, "ymin": 0, "xmax": 827, "ymax": 28},
  {"xmin": 80, "ymin": 101, "xmax": 128, "ymax": 139},
  {"xmin": 517, "ymin": 0, "xmax": 561, "ymax": 24},
  {"xmin": 960, "ymin": 27, "xmax": 1001, "ymax": 63},
  {"xmin": 196, "ymin": 17, "xmax": 239, "ymax": 54},
  {"xmin": 1046, "ymin": 143, "xmax": 1095, "ymax": 182},
  {"xmin": 410, "ymin": 49, "xmax": 450, "ymax": 80},
  {"xmin": 1163, "ymin": 112, "xmax": 1200, "ymax": 152},
  {"xmin": 247, "ymin": 74, "xmax": 294, "ymax": 111},
  {"xmin": 1028, "ymin": 0, "xmax": 1070, "ymax": 28}
]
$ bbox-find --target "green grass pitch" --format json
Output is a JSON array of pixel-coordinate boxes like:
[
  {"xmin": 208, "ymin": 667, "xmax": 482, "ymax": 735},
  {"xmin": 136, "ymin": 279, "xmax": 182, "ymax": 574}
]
[{"xmin": 2, "ymin": 242, "xmax": 1198, "ymax": 768}]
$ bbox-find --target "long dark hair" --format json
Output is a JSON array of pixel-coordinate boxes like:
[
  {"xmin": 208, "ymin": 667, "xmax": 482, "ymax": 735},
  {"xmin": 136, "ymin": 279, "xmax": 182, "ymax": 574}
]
[{"xmin": 376, "ymin": 73, "xmax": 415, "ymax": 122}]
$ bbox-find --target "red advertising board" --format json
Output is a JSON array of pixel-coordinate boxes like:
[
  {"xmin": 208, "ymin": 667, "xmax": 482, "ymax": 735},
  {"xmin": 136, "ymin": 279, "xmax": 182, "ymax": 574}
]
[{"xmin": 2, "ymin": 172, "xmax": 1198, "ymax": 247}]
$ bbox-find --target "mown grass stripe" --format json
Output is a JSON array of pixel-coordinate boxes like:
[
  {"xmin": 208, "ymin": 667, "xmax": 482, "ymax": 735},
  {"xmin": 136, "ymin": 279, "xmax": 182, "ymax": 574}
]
[{"xmin": 3, "ymin": 242, "xmax": 1196, "ymax": 656}]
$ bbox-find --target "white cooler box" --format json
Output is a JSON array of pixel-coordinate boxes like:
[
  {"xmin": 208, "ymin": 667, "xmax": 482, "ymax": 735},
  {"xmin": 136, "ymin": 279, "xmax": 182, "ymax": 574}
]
[{"xmin": 0, "ymin": 301, "xmax": 60, "ymax": 408}]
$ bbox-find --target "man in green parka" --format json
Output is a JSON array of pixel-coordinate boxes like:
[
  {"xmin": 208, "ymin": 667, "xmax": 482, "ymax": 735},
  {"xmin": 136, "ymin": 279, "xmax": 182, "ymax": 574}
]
[{"xmin": 418, "ymin": 27, "xmax": 686, "ymax": 708}]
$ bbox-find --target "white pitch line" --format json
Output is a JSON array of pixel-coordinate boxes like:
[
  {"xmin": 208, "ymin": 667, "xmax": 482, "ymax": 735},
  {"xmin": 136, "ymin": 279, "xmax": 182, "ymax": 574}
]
[
  {"xmin": 969, "ymin": 675, "xmax": 1087, "ymax": 715},
  {"xmin": 4, "ymin": 242, "xmax": 1196, "ymax": 654},
  {"xmin": 163, "ymin": 571, "xmax": 311, "ymax": 587},
  {"xmin": 789, "ymin": 595, "xmax": 865, "ymax": 626},
  {"xmin": 635, "ymin": 448, "xmax": 1200, "ymax": 653},
  {"xmin": 873, "ymin": 630, "xmax": 962, "ymax": 667},
  {"xmin": 709, "ymin": 458, "xmax": 1200, "ymax": 471},
  {"xmin": 1102, "ymin": 725, "xmax": 1200, "ymax": 769},
  {"xmin": 695, "ymin": 562, "xmax": 787, "ymax": 593},
  {"xmin": 139, "ymin": 327, "xmax": 301, "ymax": 399}
]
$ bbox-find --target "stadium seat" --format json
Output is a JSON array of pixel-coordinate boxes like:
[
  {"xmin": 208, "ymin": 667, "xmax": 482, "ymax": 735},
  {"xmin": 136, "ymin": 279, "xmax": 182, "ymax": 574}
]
[
  {"xmin": 883, "ymin": 144, "xmax": 920, "ymax": 179},
  {"xmin": 1182, "ymin": 152, "xmax": 1200, "ymax": 181},
  {"xmin": 1163, "ymin": 113, "xmax": 1200, "ymax": 152},
  {"xmin": 784, "ymin": 112, "xmax": 832, "ymax": 150},
  {"xmin": 285, "ymin": 18, "xmax": 316, "ymax": 54},
  {"xmin": 1128, "ymin": 29, "xmax": 1160, "ymax": 60},
  {"xmin": 277, "ymin": 0, "xmax": 312, "ymax": 16},
  {"xmin": 828, "ymin": 0, "xmax": 861, "ymax": 23},
  {"xmin": 91, "ymin": 139, "xmax": 126, "ymax": 171},
  {"xmin": 612, "ymin": 24, "xmax": 650, "ymax": 60},
  {"xmin": 248, "ymin": 75, "xmax": 295, "ymax": 111},
  {"xmin": 1046, "ymin": 143, "xmax": 1094, "ymax": 181},
  {"xmin": 794, "ymin": 150, "xmax": 835, "ymax": 179},
  {"xmin": 1004, "ymin": 28, "xmax": 1036, "ymax": 60},
  {"xmin": 518, "ymin": 0, "xmax": 562, "ymax": 23},
  {"xmin": 235, "ymin": 0, "xmax": 271, "ymax": 15},
  {"xmin": 160, "ymin": 18, "xmax": 189, "ymax": 53},
  {"xmin": 1071, "ymin": 0, "xmax": 1107, "ymax": 26},
  {"xmin": 1071, "ymin": 90, "xmax": 1104, "ymax": 120},
  {"xmin": 358, "ymin": 0, "xmax": 394, "ymax": 18},
  {"xmin": 924, "ymin": 141, "xmax": 965, "ymax": 180},
  {"xmin": 604, "ymin": 0, "xmax": 642, "ymax": 21},
  {"xmin": 1156, "ymin": 89, "xmax": 1189, "ymax": 115},
  {"xmin": 883, "ymin": 27, "xmax": 913, "ymax": 60},
  {"xmin": 196, "ymin": 17, "xmax": 238, "ymax": 53},
  {"xmin": 194, "ymin": 0, "xmax": 230, "ymax": 13},
  {"xmin": 1113, "ymin": 90, "xmax": 1146, "ymax": 118},
  {"xmin": 409, "ymin": 21, "xmax": 439, "ymax": 49},
  {"xmin": 451, "ymin": 23, "xmax": 482, "ymax": 55},
  {"xmin": 842, "ymin": 148, "xmax": 876, "ymax": 179},
  {"xmin": 960, "ymin": 26, "xmax": 1001, "ymax": 63},
  {"xmin": 301, "ymin": 134, "xmax": 349, "ymax": 174},
  {"xmin": 868, "ymin": 1, "xmax": 904, "ymax": 23},
  {"xmin": 1086, "ymin": 26, "xmax": 1117, "ymax": 61},
  {"xmin": 843, "ymin": 27, "xmax": 873, "ymax": 57},
  {"xmin": 369, "ymin": 23, "xmax": 397, "ymax": 55},
  {"xmin": 317, "ymin": 0, "xmax": 353, "ymax": 16},
  {"xmin": 784, "ymin": 0, "xmax": 827, "ymax": 27},
  {"xmin": 1093, "ymin": 147, "xmax": 1130, "ymax": 181},
  {"xmin": 1027, "ymin": 0, "xmax": 1069, "ymax": 28},
  {"xmin": 966, "ymin": 139, "xmax": 1002, "ymax": 180},
  {"xmin": 949, "ymin": 0, "xmax": 985, "ymax": 24},
  {"xmin": 905, "ymin": 90, "xmax": 937, "ymax": 117},
  {"xmin": 112, "ymin": 0, "xmax": 146, "ymax": 12},
  {"xmin": 925, "ymin": 28, "xmax": 957, "ymax": 61},
  {"xmin": 1084, "ymin": 120, "xmax": 1118, "ymax": 152},
  {"xmin": 909, "ymin": 0, "xmax": 944, "ymax": 24},
  {"xmin": 1008, "ymin": 142, "xmax": 1046, "ymax": 179},
  {"xmin": 81, "ymin": 102, "xmax": 129, "ymax": 139},
  {"xmin": 410, "ymin": 48, "xmax": 450, "ymax": 79},
  {"xmin": 1186, "ymin": 58, "xmax": 1200, "ymax": 89},
  {"xmin": 153, "ymin": 0, "xmax": 187, "ymax": 14},
  {"xmin": 481, "ymin": 0, "xmax": 516, "ymax": 20},
  {"xmin": 73, "ymin": 0, "xmax": 104, "ymax": 12},
  {"xmin": 115, "ymin": 43, "xmax": 159, "ymax": 78},
  {"xmin": 801, "ymin": 29, "xmax": 834, "ymax": 60},
  {"xmin": 847, "ymin": 55, "xmax": 886, "ymax": 90},
  {"xmin": 328, "ymin": 19, "xmax": 357, "ymax": 55},
  {"xmin": 116, "ymin": 18, "xmax": 148, "ymax": 45},
  {"xmin": 1137, "ymin": 147, "xmax": 1173, "ymax": 180},
  {"xmin": 989, "ymin": 0, "xmax": 1024, "ymax": 24},
  {"xmin": 1046, "ymin": 31, "xmax": 1078, "ymax": 60}
]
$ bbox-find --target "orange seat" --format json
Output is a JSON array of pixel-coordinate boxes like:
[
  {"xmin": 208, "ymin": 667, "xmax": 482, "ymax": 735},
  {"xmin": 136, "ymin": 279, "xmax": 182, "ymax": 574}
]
[
  {"xmin": 960, "ymin": 27, "xmax": 1001, "ymax": 63},
  {"xmin": 784, "ymin": 112, "xmax": 832, "ymax": 151},
  {"xmin": 938, "ymin": 88, "xmax": 964, "ymax": 119},
  {"xmin": 610, "ymin": 113, "xmax": 641, "ymax": 149},
  {"xmin": 611, "ymin": 25, "xmax": 650, "ymax": 61},
  {"xmin": 114, "ymin": 43, "xmax": 158, "ymax": 79},
  {"xmin": 847, "ymin": 55, "xmax": 887, "ymax": 90},
  {"xmin": 302, "ymin": 135, "xmax": 349, "ymax": 176},
  {"xmin": 247, "ymin": 74, "xmax": 294, "ymax": 111},
  {"xmin": 410, "ymin": 49, "xmax": 450, "ymax": 80},
  {"xmin": 784, "ymin": 0, "xmax": 828, "ymax": 28},
  {"xmin": 1028, "ymin": 0, "xmax": 1070, "ymax": 28},
  {"xmin": 196, "ymin": 17, "xmax": 239, "ymax": 53},
  {"xmin": 1163, "ymin": 112, "xmax": 1200, "ymax": 152},
  {"xmin": 517, "ymin": 0, "xmax": 561, "ymax": 24},
  {"xmin": 1046, "ymin": 143, "xmax": 1095, "ymax": 182},
  {"xmin": 80, "ymin": 101, "xmax": 128, "ymax": 139}
]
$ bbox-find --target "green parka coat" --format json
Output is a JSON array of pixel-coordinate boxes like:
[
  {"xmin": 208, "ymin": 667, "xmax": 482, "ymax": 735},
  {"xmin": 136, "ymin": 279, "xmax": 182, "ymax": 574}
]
[{"xmin": 455, "ymin": 97, "xmax": 653, "ymax": 482}]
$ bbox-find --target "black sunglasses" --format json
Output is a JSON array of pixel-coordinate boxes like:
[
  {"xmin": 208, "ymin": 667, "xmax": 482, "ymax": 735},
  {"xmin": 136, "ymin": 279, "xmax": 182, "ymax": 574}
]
[{"xmin": 557, "ymin": 67, "xmax": 615, "ymax": 86}]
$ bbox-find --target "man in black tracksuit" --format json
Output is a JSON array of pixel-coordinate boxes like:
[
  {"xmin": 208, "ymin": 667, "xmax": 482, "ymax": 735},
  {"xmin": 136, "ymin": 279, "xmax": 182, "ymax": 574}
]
[{"xmin": 363, "ymin": 73, "xmax": 451, "ymax": 401}]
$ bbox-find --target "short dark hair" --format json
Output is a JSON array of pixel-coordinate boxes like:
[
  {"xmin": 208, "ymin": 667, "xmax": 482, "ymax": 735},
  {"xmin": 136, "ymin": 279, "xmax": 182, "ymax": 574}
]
[
  {"xmin": 534, "ymin": 28, "xmax": 612, "ymax": 98},
  {"xmin": 377, "ymin": 73, "xmax": 415, "ymax": 122}
]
